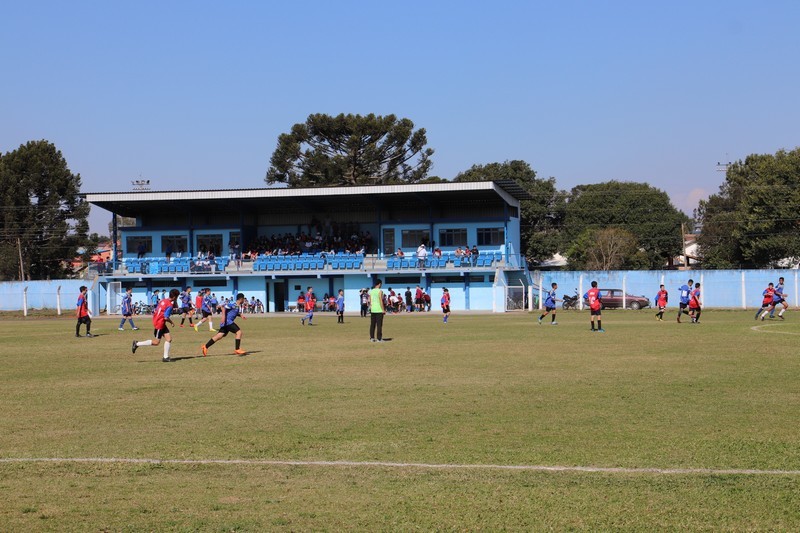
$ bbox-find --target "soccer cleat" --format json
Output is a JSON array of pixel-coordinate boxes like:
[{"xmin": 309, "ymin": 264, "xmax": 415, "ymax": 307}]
[
  {"xmin": 779, "ymin": 315, "xmax": 785, "ymax": 320},
  {"xmin": 308, "ymin": 323, "xmax": 314, "ymax": 326},
  {"xmin": 201, "ymin": 344, "xmax": 208, "ymax": 357},
  {"xmin": 537, "ymin": 317, "xmax": 542, "ymax": 325},
  {"xmin": 677, "ymin": 317, "xmax": 681, "ymax": 323},
  {"xmin": 301, "ymin": 318, "xmax": 305, "ymax": 326},
  {"xmin": 597, "ymin": 328, "xmax": 605, "ymax": 333},
  {"xmin": 132, "ymin": 327, "xmax": 139, "ymax": 331},
  {"xmin": 131, "ymin": 340, "xmax": 138, "ymax": 354},
  {"xmin": 76, "ymin": 334, "xmax": 81, "ymax": 338},
  {"xmin": 162, "ymin": 357, "xmax": 171, "ymax": 363},
  {"xmin": 234, "ymin": 349, "xmax": 246, "ymax": 355},
  {"xmin": 193, "ymin": 324, "xmax": 198, "ymax": 332},
  {"xmin": 209, "ymin": 328, "xmax": 217, "ymax": 332},
  {"xmin": 86, "ymin": 333, "xmax": 94, "ymax": 338},
  {"xmin": 180, "ymin": 324, "xmax": 185, "ymax": 328},
  {"xmin": 551, "ymin": 321, "xmax": 558, "ymax": 325},
  {"xmin": 118, "ymin": 327, "xmax": 124, "ymax": 331},
  {"xmin": 370, "ymin": 338, "xmax": 377, "ymax": 342}
]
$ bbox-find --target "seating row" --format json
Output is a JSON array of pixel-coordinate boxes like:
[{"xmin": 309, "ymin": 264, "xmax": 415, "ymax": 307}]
[{"xmin": 386, "ymin": 256, "xmax": 496, "ymax": 269}]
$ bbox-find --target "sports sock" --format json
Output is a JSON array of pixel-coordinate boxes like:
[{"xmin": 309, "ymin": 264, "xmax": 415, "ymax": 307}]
[
  {"xmin": 129, "ymin": 319, "xmax": 136, "ymax": 328},
  {"xmin": 598, "ymin": 320, "xmax": 602, "ymax": 330},
  {"xmin": 137, "ymin": 340, "xmax": 153, "ymax": 347},
  {"xmin": 119, "ymin": 318, "xmax": 126, "ymax": 329},
  {"xmin": 235, "ymin": 339, "xmax": 241, "ymax": 350},
  {"xmin": 779, "ymin": 309, "xmax": 785, "ymax": 316},
  {"xmin": 208, "ymin": 320, "xmax": 213, "ymax": 330},
  {"xmin": 539, "ymin": 314, "xmax": 545, "ymax": 321},
  {"xmin": 551, "ymin": 315, "xmax": 556, "ymax": 322},
  {"xmin": 205, "ymin": 339, "xmax": 215, "ymax": 348},
  {"xmin": 163, "ymin": 341, "xmax": 171, "ymax": 358}
]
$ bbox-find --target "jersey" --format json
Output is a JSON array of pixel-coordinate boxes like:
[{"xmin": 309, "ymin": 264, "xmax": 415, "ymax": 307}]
[
  {"xmin": 121, "ymin": 293, "xmax": 133, "ymax": 315},
  {"xmin": 305, "ymin": 291, "xmax": 315, "ymax": 312},
  {"xmin": 679, "ymin": 284, "xmax": 691, "ymax": 304},
  {"xmin": 179, "ymin": 291, "xmax": 192, "ymax": 309},
  {"xmin": 689, "ymin": 288, "xmax": 701, "ymax": 309},
  {"xmin": 762, "ymin": 287, "xmax": 775, "ymax": 306},
  {"xmin": 195, "ymin": 294, "xmax": 204, "ymax": 310},
  {"xmin": 151, "ymin": 293, "xmax": 160, "ymax": 306},
  {"xmin": 220, "ymin": 301, "xmax": 241, "ymax": 327},
  {"xmin": 369, "ymin": 288, "xmax": 384, "ymax": 313},
  {"xmin": 773, "ymin": 283, "xmax": 785, "ymax": 303},
  {"xmin": 441, "ymin": 292, "xmax": 451, "ymax": 308},
  {"xmin": 545, "ymin": 289, "xmax": 557, "ymax": 308},
  {"xmin": 152, "ymin": 298, "xmax": 174, "ymax": 329},
  {"xmin": 336, "ymin": 295, "xmax": 345, "ymax": 312},
  {"xmin": 76, "ymin": 294, "xmax": 90, "ymax": 318},
  {"xmin": 584, "ymin": 287, "xmax": 602, "ymax": 311},
  {"xmin": 656, "ymin": 289, "xmax": 668, "ymax": 307}
]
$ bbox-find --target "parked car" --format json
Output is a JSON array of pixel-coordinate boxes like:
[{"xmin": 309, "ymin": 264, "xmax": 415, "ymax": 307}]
[{"xmin": 585, "ymin": 289, "xmax": 651, "ymax": 310}]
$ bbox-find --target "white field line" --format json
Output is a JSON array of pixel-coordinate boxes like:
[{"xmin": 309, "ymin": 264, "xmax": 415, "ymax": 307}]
[
  {"xmin": 1, "ymin": 457, "xmax": 799, "ymax": 476},
  {"xmin": 750, "ymin": 323, "xmax": 800, "ymax": 336}
]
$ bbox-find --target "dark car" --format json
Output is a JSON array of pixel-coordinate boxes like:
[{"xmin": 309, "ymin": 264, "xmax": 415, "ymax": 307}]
[{"xmin": 585, "ymin": 289, "xmax": 651, "ymax": 310}]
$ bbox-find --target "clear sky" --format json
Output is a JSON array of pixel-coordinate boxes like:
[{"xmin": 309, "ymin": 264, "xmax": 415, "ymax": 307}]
[{"xmin": 2, "ymin": 1, "xmax": 799, "ymax": 233}]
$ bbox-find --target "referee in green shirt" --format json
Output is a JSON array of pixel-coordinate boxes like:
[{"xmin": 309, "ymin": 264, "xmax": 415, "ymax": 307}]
[{"xmin": 368, "ymin": 279, "xmax": 386, "ymax": 342}]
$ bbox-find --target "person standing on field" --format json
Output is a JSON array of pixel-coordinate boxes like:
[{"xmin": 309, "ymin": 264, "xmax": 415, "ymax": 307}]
[
  {"xmin": 76, "ymin": 285, "xmax": 93, "ymax": 337},
  {"xmin": 441, "ymin": 287, "xmax": 451, "ymax": 324},
  {"xmin": 118, "ymin": 287, "xmax": 139, "ymax": 331},
  {"xmin": 654, "ymin": 284, "xmax": 668, "ymax": 321},
  {"xmin": 583, "ymin": 280, "xmax": 604, "ymax": 332},
  {"xmin": 368, "ymin": 279, "xmax": 386, "ymax": 342},
  {"xmin": 131, "ymin": 288, "xmax": 179, "ymax": 362},
  {"xmin": 336, "ymin": 289, "xmax": 345, "ymax": 324}
]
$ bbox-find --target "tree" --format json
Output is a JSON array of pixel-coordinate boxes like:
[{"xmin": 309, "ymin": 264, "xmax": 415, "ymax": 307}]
[
  {"xmin": 0, "ymin": 140, "xmax": 90, "ymax": 280},
  {"xmin": 563, "ymin": 181, "xmax": 688, "ymax": 269},
  {"xmin": 453, "ymin": 160, "xmax": 567, "ymax": 264},
  {"xmin": 696, "ymin": 148, "xmax": 800, "ymax": 268},
  {"xmin": 266, "ymin": 113, "xmax": 434, "ymax": 187},
  {"xmin": 565, "ymin": 227, "xmax": 648, "ymax": 270}
]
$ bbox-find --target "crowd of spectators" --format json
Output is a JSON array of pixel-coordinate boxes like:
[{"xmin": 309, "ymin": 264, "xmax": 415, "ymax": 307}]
[{"xmin": 245, "ymin": 222, "xmax": 373, "ymax": 259}]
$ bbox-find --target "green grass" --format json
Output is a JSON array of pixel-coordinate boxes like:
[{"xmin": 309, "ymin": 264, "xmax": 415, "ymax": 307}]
[{"xmin": 1, "ymin": 310, "xmax": 799, "ymax": 530}]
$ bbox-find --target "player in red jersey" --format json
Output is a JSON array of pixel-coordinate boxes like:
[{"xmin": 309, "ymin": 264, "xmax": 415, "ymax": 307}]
[
  {"xmin": 756, "ymin": 283, "xmax": 775, "ymax": 321},
  {"xmin": 441, "ymin": 287, "xmax": 451, "ymax": 324},
  {"xmin": 688, "ymin": 283, "xmax": 702, "ymax": 323},
  {"xmin": 583, "ymin": 280, "xmax": 604, "ymax": 332},
  {"xmin": 75, "ymin": 285, "xmax": 93, "ymax": 337},
  {"xmin": 131, "ymin": 288, "xmax": 179, "ymax": 362},
  {"xmin": 654, "ymin": 284, "xmax": 668, "ymax": 321}
]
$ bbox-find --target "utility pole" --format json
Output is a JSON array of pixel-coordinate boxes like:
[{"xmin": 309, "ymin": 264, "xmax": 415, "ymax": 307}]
[
  {"xmin": 17, "ymin": 237, "xmax": 25, "ymax": 281},
  {"xmin": 681, "ymin": 223, "xmax": 688, "ymax": 269}
]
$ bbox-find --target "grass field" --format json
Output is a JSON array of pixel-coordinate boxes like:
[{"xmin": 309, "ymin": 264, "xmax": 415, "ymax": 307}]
[{"xmin": 1, "ymin": 309, "xmax": 799, "ymax": 530}]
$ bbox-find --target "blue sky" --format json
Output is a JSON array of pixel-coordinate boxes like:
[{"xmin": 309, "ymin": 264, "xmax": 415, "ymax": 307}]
[{"xmin": 2, "ymin": 1, "xmax": 799, "ymax": 233}]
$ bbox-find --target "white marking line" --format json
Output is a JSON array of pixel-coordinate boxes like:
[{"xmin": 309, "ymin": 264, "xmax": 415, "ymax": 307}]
[
  {"xmin": 750, "ymin": 323, "xmax": 800, "ymax": 336},
  {"xmin": 1, "ymin": 457, "xmax": 799, "ymax": 476}
]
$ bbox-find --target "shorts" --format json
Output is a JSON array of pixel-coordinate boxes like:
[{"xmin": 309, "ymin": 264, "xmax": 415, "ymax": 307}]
[
  {"xmin": 658, "ymin": 306, "xmax": 666, "ymax": 311},
  {"xmin": 218, "ymin": 322, "xmax": 241, "ymax": 336},
  {"xmin": 679, "ymin": 302, "xmax": 688, "ymax": 309},
  {"xmin": 181, "ymin": 306, "xmax": 192, "ymax": 315},
  {"xmin": 442, "ymin": 306, "xmax": 451, "ymax": 314},
  {"xmin": 336, "ymin": 310, "xmax": 344, "ymax": 316},
  {"xmin": 153, "ymin": 327, "xmax": 169, "ymax": 339},
  {"xmin": 415, "ymin": 298, "xmax": 422, "ymax": 305},
  {"xmin": 590, "ymin": 309, "xmax": 602, "ymax": 316},
  {"xmin": 545, "ymin": 305, "xmax": 556, "ymax": 312},
  {"xmin": 773, "ymin": 298, "xmax": 784, "ymax": 305},
  {"xmin": 77, "ymin": 316, "xmax": 91, "ymax": 325},
  {"xmin": 201, "ymin": 310, "xmax": 212, "ymax": 318}
]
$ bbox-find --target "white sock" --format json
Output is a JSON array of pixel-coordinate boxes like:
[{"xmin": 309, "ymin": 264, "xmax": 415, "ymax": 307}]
[
  {"xmin": 163, "ymin": 341, "xmax": 171, "ymax": 359},
  {"xmin": 209, "ymin": 320, "xmax": 213, "ymax": 330},
  {"xmin": 137, "ymin": 340, "xmax": 153, "ymax": 347},
  {"xmin": 779, "ymin": 309, "xmax": 785, "ymax": 316}
]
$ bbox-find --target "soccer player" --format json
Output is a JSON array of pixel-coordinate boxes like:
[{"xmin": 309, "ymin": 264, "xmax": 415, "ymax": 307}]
[
  {"xmin": 368, "ymin": 279, "xmax": 386, "ymax": 342},
  {"xmin": 756, "ymin": 283, "xmax": 775, "ymax": 321},
  {"xmin": 654, "ymin": 284, "xmax": 668, "ymax": 321},
  {"xmin": 131, "ymin": 288, "xmax": 179, "ymax": 362},
  {"xmin": 76, "ymin": 285, "xmax": 93, "ymax": 337},
  {"xmin": 583, "ymin": 280, "xmax": 604, "ymax": 332},
  {"xmin": 677, "ymin": 279, "xmax": 693, "ymax": 323},
  {"xmin": 194, "ymin": 290, "xmax": 204, "ymax": 320},
  {"xmin": 441, "ymin": 287, "xmax": 451, "ymax": 324},
  {"xmin": 178, "ymin": 287, "xmax": 194, "ymax": 328},
  {"xmin": 689, "ymin": 282, "xmax": 702, "ymax": 323},
  {"xmin": 201, "ymin": 292, "xmax": 247, "ymax": 356},
  {"xmin": 538, "ymin": 282, "xmax": 559, "ymax": 325},
  {"xmin": 769, "ymin": 276, "xmax": 789, "ymax": 320},
  {"xmin": 150, "ymin": 290, "xmax": 160, "ymax": 309},
  {"xmin": 359, "ymin": 289, "xmax": 369, "ymax": 317},
  {"xmin": 335, "ymin": 289, "xmax": 345, "ymax": 324},
  {"xmin": 194, "ymin": 288, "xmax": 218, "ymax": 332},
  {"xmin": 301, "ymin": 286, "xmax": 316, "ymax": 326},
  {"xmin": 118, "ymin": 287, "xmax": 139, "ymax": 331}
]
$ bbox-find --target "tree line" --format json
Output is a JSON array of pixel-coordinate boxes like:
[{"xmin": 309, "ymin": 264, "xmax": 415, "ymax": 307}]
[{"xmin": 3, "ymin": 114, "xmax": 797, "ymax": 280}]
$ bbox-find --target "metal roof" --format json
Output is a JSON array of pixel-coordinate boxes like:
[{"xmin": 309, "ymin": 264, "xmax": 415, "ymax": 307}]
[{"xmin": 84, "ymin": 181, "xmax": 531, "ymax": 216}]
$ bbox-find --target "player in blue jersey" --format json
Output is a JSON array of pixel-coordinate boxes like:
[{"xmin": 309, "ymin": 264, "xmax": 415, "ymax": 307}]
[
  {"xmin": 118, "ymin": 287, "xmax": 139, "ymax": 331},
  {"xmin": 201, "ymin": 293, "xmax": 247, "ymax": 356},
  {"xmin": 194, "ymin": 288, "xmax": 218, "ymax": 332},
  {"xmin": 677, "ymin": 279, "xmax": 693, "ymax": 323},
  {"xmin": 178, "ymin": 287, "xmax": 195, "ymax": 328},
  {"xmin": 538, "ymin": 282, "xmax": 559, "ymax": 325},
  {"xmin": 336, "ymin": 289, "xmax": 345, "ymax": 324},
  {"xmin": 769, "ymin": 276, "xmax": 789, "ymax": 320}
]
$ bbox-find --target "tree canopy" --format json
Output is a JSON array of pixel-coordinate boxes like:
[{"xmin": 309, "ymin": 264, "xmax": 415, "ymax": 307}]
[
  {"xmin": 562, "ymin": 181, "xmax": 689, "ymax": 270},
  {"xmin": 453, "ymin": 160, "xmax": 567, "ymax": 264},
  {"xmin": 0, "ymin": 140, "xmax": 90, "ymax": 280},
  {"xmin": 266, "ymin": 113, "xmax": 434, "ymax": 187},
  {"xmin": 696, "ymin": 147, "xmax": 800, "ymax": 268}
]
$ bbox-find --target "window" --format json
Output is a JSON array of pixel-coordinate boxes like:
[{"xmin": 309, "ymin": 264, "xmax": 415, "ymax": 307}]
[
  {"xmin": 438, "ymin": 228, "xmax": 467, "ymax": 247},
  {"xmin": 401, "ymin": 229, "xmax": 430, "ymax": 248},
  {"xmin": 477, "ymin": 227, "xmax": 505, "ymax": 246},
  {"xmin": 197, "ymin": 234, "xmax": 223, "ymax": 255},
  {"xmin": 126, "ymin": 236, "xmax": 152, "ymax": 254},
  {"xmin": 383, "ymin": 228, "xmax": 395, "ymax": 255},
  {"xmin": 161, "ymin": 235, "xmax": 188, "ymax": 254}
]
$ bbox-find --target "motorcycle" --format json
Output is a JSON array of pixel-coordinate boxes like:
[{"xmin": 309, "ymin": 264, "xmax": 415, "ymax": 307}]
[{"xmin": 562, "ymin": 289, "xmax": 580, "ymax": 310}]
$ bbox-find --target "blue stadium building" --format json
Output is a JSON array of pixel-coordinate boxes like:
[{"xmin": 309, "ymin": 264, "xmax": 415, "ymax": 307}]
[{"xmin": 84, "ymin": 181, "xmax": 532, "ymax": 313}]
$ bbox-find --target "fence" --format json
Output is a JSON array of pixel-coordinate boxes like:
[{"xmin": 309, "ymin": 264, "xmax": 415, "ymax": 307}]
[{"xmin": 0, "ymin": 280, "xmax": 97, "ymax": 315}]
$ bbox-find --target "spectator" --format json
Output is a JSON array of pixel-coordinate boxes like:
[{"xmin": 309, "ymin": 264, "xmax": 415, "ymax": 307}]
[{"xmin": 416, "ymin": 243, "xmax": 428, "ymax": 269}]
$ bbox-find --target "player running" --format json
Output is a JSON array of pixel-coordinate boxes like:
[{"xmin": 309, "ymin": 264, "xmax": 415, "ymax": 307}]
[
  {"xmin": 118, "ymin": 287, "xmax": 139, "ymax": 331},
  {"xmin": 201, "ymin": 292, "xmax": 247, "ymax": 356},
  {"xmin": 756, "ymin": 283, "xmax": 775, "ymax": 321},
  {"xmin": 132, "ymin": 288, "xmax": 179, "ymax": 362},
  {"xmin": 584, "ymin": 281, "xmax": 604, "ymax": 332},
  {"xmin": 178, "ymin": 287, "xmax": 195, "ymax": 328},
  {"xmin": 677, "ymin": 279, "xmax": 693, "ymax": 323},
  {"xmin": 441, "ymin": 287, "xmax": 451, "ymax": 324},
  {"xmin": 769, "ymin": 277, "xmax": 789, "ymax": 320},
  {"xmin": 654, "ymin": 284, "xmax": 668, "ymax": 321},
  {"xmin": 76, "ymin": 285, "xmax": 93, "ymax": 338},
  {"xmin": 538, "ymin": 282, "xmax": 559, "ymax": 325},
  {"xmin": 194, "ymin": 289, "xmax": 218, "ymax": 332},
  {"xmin": 689, "ymin": 282, "xmax": 702, "ymax": 323}
]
